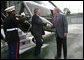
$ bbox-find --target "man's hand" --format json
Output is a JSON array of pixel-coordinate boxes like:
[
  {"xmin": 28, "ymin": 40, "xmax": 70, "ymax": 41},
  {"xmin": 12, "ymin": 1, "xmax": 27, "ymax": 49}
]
[
  {"xmin": 47, "ymin": 23, "xmax": 52, "ymax": 28},
  {"xmin": 16, "ymin": 17, "xmax": 20, "ymax": 20},
  {"xmin": 64, "ymin": 33, "xmax": 67, "ymax": 37}
]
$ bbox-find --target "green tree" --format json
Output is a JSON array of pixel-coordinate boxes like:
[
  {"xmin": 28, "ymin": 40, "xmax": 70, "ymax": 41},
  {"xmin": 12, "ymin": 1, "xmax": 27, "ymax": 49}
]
[{"xmin": 63, "ymin": 8, "xmax": 71, "ymax": 15}]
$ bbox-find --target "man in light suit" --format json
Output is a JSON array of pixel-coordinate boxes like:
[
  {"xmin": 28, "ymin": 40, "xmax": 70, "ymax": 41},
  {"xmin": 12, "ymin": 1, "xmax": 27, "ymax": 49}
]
[{"xmin": 50, "ymin": 8, "xmax": 68, "ymax": 59}]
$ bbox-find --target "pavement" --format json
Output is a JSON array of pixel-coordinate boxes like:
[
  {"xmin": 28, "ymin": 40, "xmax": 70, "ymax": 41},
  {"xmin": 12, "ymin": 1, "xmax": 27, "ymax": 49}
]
[
  {"xmin": 20, "ymin": 24, "xmax": 83, "ymax": 59},
  {"xmin": 1, "ymin": 24, "xmax": 83, "ymax": 59},
  {"xmin": 67, "ymin": 24, "xmax": 83, "ymax": 59}
]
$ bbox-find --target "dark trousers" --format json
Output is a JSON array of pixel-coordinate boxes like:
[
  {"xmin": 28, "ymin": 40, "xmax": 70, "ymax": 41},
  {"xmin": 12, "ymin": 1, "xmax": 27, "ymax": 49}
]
[
  {"xmin": 7, "ymin": 40, "xmax": 19, "ymax": 59},
  {"xmin": 56, "ymin": 34, "xmax": 67, "ymax": 59},
  {"xmin": 33, "ymin": 34, "xmax": 43, "ymax": 56}
]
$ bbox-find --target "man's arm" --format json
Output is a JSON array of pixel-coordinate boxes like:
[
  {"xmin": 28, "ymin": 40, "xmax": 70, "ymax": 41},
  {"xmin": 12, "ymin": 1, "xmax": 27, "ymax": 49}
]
[
  {"xmin": 63, "ymin": 15, "xmax": 68, "ymax": 37},
  {"xmin": 33, "ymin": 16, "xmax": 47, "ymax": 26},
  {"xmin": 16, "ymin": 17, "xmax": 25, "ymax": 23}
]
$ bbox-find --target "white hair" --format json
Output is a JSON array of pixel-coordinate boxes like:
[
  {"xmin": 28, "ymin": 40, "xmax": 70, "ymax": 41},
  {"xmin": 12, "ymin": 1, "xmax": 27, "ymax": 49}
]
[{"xmin": 54, "ymin": 8, "xmax": 59, "ymax": 13}]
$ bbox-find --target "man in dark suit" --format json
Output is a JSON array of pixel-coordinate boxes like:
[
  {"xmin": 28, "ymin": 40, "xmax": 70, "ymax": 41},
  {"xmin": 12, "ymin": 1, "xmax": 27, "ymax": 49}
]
[
  {"xmin": 50, "ymin": 8, "xmax": 68, "ymax": 59},
  {"xmin": 31, "ymin": 8, "xmax": 51, "ymax": 58}
]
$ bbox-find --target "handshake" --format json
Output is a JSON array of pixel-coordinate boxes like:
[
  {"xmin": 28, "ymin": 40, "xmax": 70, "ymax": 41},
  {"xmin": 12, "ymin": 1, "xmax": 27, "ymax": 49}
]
[{"xmin": 47, "ymin": 23, "xmax": 53, "ymax": 28}]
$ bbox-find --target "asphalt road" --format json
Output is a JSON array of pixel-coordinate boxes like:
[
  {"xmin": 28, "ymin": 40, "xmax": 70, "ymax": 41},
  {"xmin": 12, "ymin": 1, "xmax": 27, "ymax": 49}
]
[
  {"xmin": 40, "ymin": 24, "xmax": 83, "ymax": 59},
  {"xmin": 67, "ymin": 24, "xmax": 83, "ymax": 59},
  {"xmin": 20, "ymin": 24, "xmax": 83, "ymax": 59},
  {"xmin": 1, "ymin": 24, "xmax": 83, "ymax": 59}
]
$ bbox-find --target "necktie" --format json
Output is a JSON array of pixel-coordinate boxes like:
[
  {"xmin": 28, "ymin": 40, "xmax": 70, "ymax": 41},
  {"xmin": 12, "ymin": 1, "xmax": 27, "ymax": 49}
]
[{"xmin": 56, "ymin": 15, "xmax": 57, "ymax": 25}]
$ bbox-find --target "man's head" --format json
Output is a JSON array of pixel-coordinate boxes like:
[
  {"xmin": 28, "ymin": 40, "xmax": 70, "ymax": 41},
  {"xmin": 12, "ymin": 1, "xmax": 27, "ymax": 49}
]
[
  {"xmin": 53, "ymin": 8, "xmax": 59, "ymax": 15},
  {"xmin": 5, "ymin": 6, "xmax": 15, "ymax": 16},
  {"xmin": 34, "ymin": 8, "xmax": 41, "ymax": 15},
  {"xmin": 9, "ymin": 10, "xmax": 15, "ymax": 16}
]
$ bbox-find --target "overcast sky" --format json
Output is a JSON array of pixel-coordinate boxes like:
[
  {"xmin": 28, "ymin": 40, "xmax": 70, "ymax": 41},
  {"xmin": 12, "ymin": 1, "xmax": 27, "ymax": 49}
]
[{"xmin": 42, "ymin": 1, "xmax": 83, "ymax": 14}]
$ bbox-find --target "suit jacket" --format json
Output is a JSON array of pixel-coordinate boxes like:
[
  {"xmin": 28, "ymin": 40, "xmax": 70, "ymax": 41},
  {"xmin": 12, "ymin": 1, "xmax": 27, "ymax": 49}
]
[
  {"xmin": 31, "ymin": 14, "xmax": 47, "ymax": 36},
  {"xmin": 52, "ymin": 13, "xmax": 68, "ymax": 38}
]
